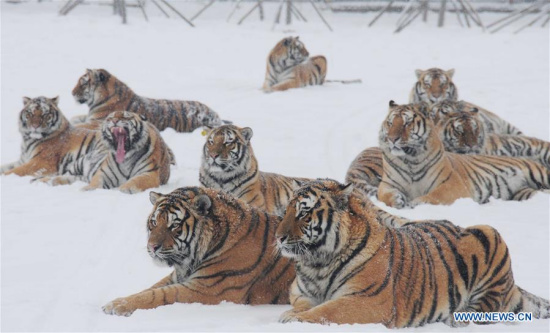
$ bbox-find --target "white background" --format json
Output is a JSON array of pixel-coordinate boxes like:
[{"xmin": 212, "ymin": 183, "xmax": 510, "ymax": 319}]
[{"xmin": 1, "ymin": 2, "xmax": 549, "ymax": 331}]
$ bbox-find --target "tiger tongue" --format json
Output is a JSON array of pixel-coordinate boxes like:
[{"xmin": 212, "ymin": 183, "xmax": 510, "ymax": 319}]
[{"xmin": 112, "ymin": 127, "xmax": 127, "ymax": 164}]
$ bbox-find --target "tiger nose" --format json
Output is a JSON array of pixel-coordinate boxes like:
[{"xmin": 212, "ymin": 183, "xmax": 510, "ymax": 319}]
[
  {"xmin": 388, "ymin": 136, "xmax": 400, "ymax": 144},
  {"xmin": 210, "ymin": 153, "xmax": 218, "ymax": 159},
  {"xmin": 148, "ymin": 243, "xmax": 161, "ymax": 253}
]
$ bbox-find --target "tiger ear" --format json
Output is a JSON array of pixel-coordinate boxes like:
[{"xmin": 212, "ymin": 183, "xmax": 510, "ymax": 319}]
[
  {"xmin": 139, "ymin": 114, "xmax": 148, "ymax": 121},
  {"xmin": 86, "ymin": 68, "xmax": 92, "ymax": 74},
  {"xmin": 292, "ymin": 179, "xmax": 303, "ymax": 191},
  {"xmin": 240, "ymin": 127, "xmax": 253, "ymax": 143},
  {"xmin": 415, "ymin": 69, "xmax": 423, "ymax": 79},
  {"xmin": 193, "ymin": 194, "xmax": 212, "ymax": 216},
  {"xmin": 23, "ymin": 97, "xmax": 31, "ymax": 105},
  {"xmin": 283, "ymin": 37, "xmax": 292, "ymax": 46},
  {"xmin": 389, "ymin": 100, "xmax": 398, "ymax": 108},
  {"xmin": 149, "ymin": 191, "xmax": 164, "ymax": 205},
  {"xmin": 470, "ymin": 108, "xmax": 479, "ymax": 114},
  {"xmin": 98, "ymin": 71, "xmax": 107, "ymax": 82},
  {"xmin": 340, "ymin": 183, "xmax": 354, "ymax": 197},
  {"xmin": 51, "ymin": 96, "xmax": 60, "ymax": 106},
  {"xmin": 447, "ymin": 69, "xmax": 455, "ymax": 79}
]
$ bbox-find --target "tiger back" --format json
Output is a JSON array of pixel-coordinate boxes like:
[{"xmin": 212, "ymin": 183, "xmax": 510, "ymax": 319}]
[
  {"xmin": 409, "ymin": 68, "xmax": 458, "ymax": 105},
  {"xmin": 1, "ymin": 96, "xmax": 102, "ymax": 179},
  {"xmin": 263, "ymin": 36, "xmax": 327, "ymax": 92},
  {"xmin": 199, "ymin": 124, "xmax": 310, "ymax": 216},
  {"xmin": 102, "ymin": 186, "xmax": 295, "ymax": 316},
  {"xmin": 71, "ymin": 68, "xmax": 224, "ymax": 132},
  {"xmin": 442, "ymin": 110, "xmax": 550, "ymax": 169},
  {"xmin": 378, "ymin": 101, "xmax": 550, "ymax": 208},
  {"xmin": 276, "ymin": 179, "xmax": 549, "ymax": 327},
  {"xmin": 345, "ymin": 146, "xmax": 383, "ymax": 197}
]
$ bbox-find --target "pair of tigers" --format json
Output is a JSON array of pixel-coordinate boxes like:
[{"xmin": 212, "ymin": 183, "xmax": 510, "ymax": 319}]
[
  {"xmin": 347, "ymin": 68, "xmax": 550, "ymax": 207},
  {"xmin": 103, "ymin": 179, "xmax": 550, "ymax": 327},
  {"xmin": 263, "ymin": 36, "xmax": 327, "ymax": 92},
  {"xmin": 0, "ymin": 96, "xmax": 172, "ymax": 193}
]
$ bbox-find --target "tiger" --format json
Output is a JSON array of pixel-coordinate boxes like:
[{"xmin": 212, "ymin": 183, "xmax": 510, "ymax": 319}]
[
  {"xmin": 71, "ymin": 68, "xmax": 225, "ymax": 132},
  {"xmin": 378, "ymin": 101, "xmax": 550, "ymax": 208},
  {"xmin": 262, "ymin": 36, "xmax": 327, "ymax": 92},
  {"xmin": 430, "ymin": 99, "xmax": 522, "ymax": 135},
  {"xmin": 102, "ymin": 186, "xmax": 295, "ymax": 316},
  {"xmin": 441, "ymin": 110, "xmax": 550, "ymax": 169},
  {"xmin": 35, "ymin": 111, "xmax": 172, "ymax": 194},
  {"xmin": 276, "ymin": 178, "xmax": 550, "ymax": 327},
  {"xmin": 0, "ymin": 96, "xmax": 103, "ymax": 179},
  {"xmin": 199, "ymin": 124, "xmax": 310, "ymax": 217},
  {"xmin": 409, "ymin": 68, "xmax": 458, "ymax": 105}
]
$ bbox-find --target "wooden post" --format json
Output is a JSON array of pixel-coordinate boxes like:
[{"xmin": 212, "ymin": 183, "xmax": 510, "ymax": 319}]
[
  {"xmin": 368, "ymin": 0, "xmax": 394, "ymax": 27},
  {"xmin": 286, "ymin": 0, "xmax": 292, "ymax": 25},
  {"xmin": 438, "ymin": 0, "xmax": 447, "ymax": 27},
  {"xmin": 151, "ymin": 0, "xmax": 169, "ymax": 18}
]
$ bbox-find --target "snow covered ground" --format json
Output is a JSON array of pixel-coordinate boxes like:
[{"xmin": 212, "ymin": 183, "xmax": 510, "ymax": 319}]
[{"xmin": 1, "ymin": 1, "xmax": 549, "ymax": 332}]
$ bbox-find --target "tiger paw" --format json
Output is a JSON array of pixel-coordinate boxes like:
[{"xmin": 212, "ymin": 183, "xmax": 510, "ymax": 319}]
[
  {"xmin": 31, "ymin": 176, "xmax": 52, "ymax": 185},
  {"xmin": 279, "ymin": 310, "xmax": 304, "ymax": 323},
  {"xmin": 102, "ymin": 298, "xmax": 135, "ymax": 317},
  {"xmin": 81, "ymin": 185, "xmax": 97, "ymax": 192},
  {"xmin": 392, "ymin": 192, "xmax": 408, "ymax": 209},
  {"xmin": 119, "ymin": 185, "xmax": 141, "ymax": 194}
]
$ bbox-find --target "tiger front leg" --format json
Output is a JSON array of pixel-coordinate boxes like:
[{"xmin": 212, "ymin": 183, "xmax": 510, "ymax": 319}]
[
  {"xmin": 118, "ymin": 171, "xmax": 162, "ymax": 194},
  {"xmin": 377, "ymin": 184, "xmax": 410, "ymax": 209},
  {"xmin": 32, "ymin": 175, "xmax": 80, "ymax": 186},
  {"xmin": 2, "ymin": 161, "xmax": 56, "ymax": 178},
  {"xmin": 279, "ymin": 280, "xmax": 316, "ymax": 323},
  {"xmin": 282, "ymin": 296, "xmax": 391, "ymax": 325},
  {"xmin": 102, "ymin": 282, "xmax": 225, "ymax": 316},
  {"xmin": 269, "ymin": 79, "xmax": 302, "ymax": 92},
  {"xmin": 0, "ymin": 161, "xmax": 22, "ymax": 175}
]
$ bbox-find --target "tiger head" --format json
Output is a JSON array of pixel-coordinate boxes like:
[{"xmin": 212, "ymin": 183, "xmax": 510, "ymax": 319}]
[
  {"xmin": 101, "ymin": 111, "xmax": 148, "ymax": 164},
  {"xmin": 72, "ymin": 69, "xmax": 115, "ymax": 107},
  {"xmin": 430, "ymin": 100, "xmax": 478, "ymax": 125},
  {"xmin": 19, "ymin": 96, "xmax": 67, "ymax": 140},
  {"xmin": 271, "ymin": 36, "xmax": 309, "ymax": 69},
  {"xmin": 147, "ymin": 188, "xmax": 213, "ymax": 267},
  {"xmin": 276, "ymin": 179, "xmax": 354, "ymax": 264},
  {"xmin": 414, "ymin": 68, "xmax": 456, "ymax": 104},
  {"xmin": 379, "ymin": 101, "xmax": 432, "ymax": 158},
  {"xmin": 202, "ymin": 124, "xmax": 254, "ymax": 175},
  {"xmin": 440, "ymin": 110, "xmax": 485, "ymax": 154}
]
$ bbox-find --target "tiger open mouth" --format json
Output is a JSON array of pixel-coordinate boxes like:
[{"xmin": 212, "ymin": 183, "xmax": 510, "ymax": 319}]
[
  {"xmin": 111, "ymin": 126, "xmax": 129, "ymax": 164},
  {"xmin": 391, "ymin": 146, "xmax": 416, "ymax": 156}
]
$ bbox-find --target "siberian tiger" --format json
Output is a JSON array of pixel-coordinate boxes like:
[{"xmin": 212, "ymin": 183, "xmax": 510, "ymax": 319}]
[
  {"xmin": 378, "ymin": 101, "xmax": 550, "ymax": 208},
  {"xmin": 276, "ymin": 179, "xmax": 550, "ymax": 327},
  {"xmin": 430, "ymin": 100, "xmax": 522, "ymax": 135},
  {"xmin": 102, "ymin": 186, "xmax": 295, "ymax": 316},
  {"xmin": 0, "ymin": 96, "xmax": 103, "ymax": 178},
  {"xmin": 71, "ymin": 68, "xmax": 224, "ymax": 132},
  {"xmin": 441, "ymin": 110, "xmax": 550, "ymax": 169},
  {"xmin": 35, "ymin": 111, "xmax": 172, "ymax": 194},
  {"xmin": 199, "ymin": 124, "xmax": 310, "ymax": 217},
  {"xmin": 409, "ymin": 68, "xmax": 458, "ymax": 105},
  {"xmin": 262, "ymin": 36, "xmax": 327, "ymax": 92}
]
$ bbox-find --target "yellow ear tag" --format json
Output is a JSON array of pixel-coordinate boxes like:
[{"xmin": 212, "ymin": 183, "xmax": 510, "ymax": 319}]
[{"xmin": 201, "ymin": 130, "xmax": 207, "ymax": 136}]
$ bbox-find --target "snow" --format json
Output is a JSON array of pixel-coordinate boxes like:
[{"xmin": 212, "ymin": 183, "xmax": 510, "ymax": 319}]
[{"xmin": 1, "ymin": 1, "xmax": 549, "ymax": 331}]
